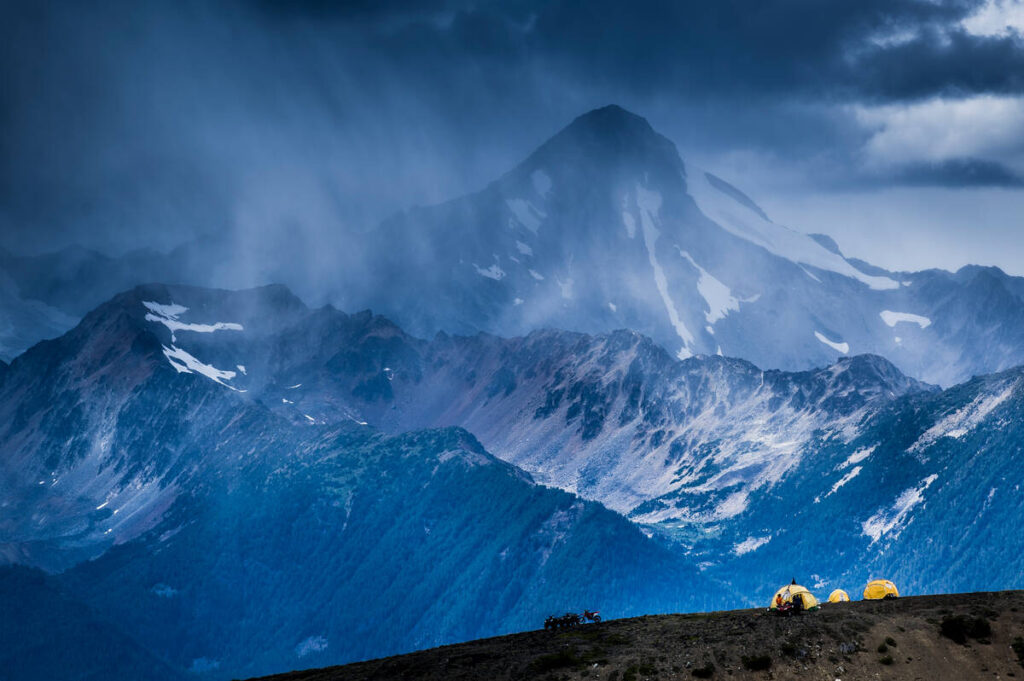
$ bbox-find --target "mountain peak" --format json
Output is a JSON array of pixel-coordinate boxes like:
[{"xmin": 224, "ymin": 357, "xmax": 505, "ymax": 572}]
[
  {"xmin": 553, "ymin": 104, "xmax": 667, "ymax": 151},
  {"xmin": 524, "ymin": 105, "xmax": 683, "ymax": 178},
  {"xmin": 829, "ymin": 353, "xmax": 936, "ymax": 396},
  {"xmin": 565, "ymin": 104, "xmax": 656, "ymax": 136}
]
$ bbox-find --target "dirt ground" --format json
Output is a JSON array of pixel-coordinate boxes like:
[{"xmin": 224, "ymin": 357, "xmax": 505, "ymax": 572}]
[{"xmin": 250, "ymin": 591, "xmax": 1024, "ymax": 681}]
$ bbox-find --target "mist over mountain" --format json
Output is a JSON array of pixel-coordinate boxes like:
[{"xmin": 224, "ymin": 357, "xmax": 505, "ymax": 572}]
[
  {"xmin": 329, "ymin": 105, "xmax": 1024, "ymax": 387},
  {"xmin": 5, "ymin": 0, "xmax": 1024, "ymax": 274},
  {"xmin": 4, "ymin": 107, "xmax": 1024, "ymax": 388}
]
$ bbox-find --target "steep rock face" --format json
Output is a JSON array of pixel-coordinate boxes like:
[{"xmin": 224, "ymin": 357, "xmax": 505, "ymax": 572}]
[
  {"xmin": 689, "ymin": 365, "xmax": 1024, "ymax": 603},
  {"xmin": 60, "ymin": 426, "xmax": 714, "ymax": 679},
  {"xmin": 0, "ymin": 285, "xmax": 716, "ymax": 678},
  {"xmin": 157, "ymin": 289, "xmax": 930, "ymax": 524},
  {"xmin": 383, "ymin": 335, "xmax": 933, "ymax": 525},
  {"xmin": 0, "ymin": 284, "xmax": 306, "ymax": 570}
]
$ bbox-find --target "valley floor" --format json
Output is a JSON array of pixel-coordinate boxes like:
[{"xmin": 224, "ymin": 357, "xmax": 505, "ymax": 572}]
[{"xmin": 250, "ymin": 591, "xmax": 1024, "ymax": 681}]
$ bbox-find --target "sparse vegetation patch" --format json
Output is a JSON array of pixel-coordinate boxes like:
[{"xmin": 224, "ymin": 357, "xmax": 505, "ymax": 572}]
[
  {"xmin": 528, "ymin": 648, "xmax": 583, "ymax": 673},
  {"xmin": 691, "ymin": 662, "xmax": 715, "ymax": 678},
  {"xmin": 741, "ymin": 654, "xmax": 772, "ymax": 671},
  {"xmin": 1012, "ymin": 637, "xmax": 1024, "ymax": 668},
  {"xmin": 939, "ymin": 615, "xmax": 992, "ymax": 644}
]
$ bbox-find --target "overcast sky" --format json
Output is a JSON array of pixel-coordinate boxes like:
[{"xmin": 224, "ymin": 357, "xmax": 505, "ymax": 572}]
[{"xmin": 3, "ymin": 0, "xmax": 1024, "ymax": 274}]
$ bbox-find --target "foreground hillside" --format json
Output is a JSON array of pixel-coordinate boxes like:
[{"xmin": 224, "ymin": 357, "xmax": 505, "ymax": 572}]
[{"xmin": 253, "ymin": 591, "xmax": 1024, "ymax": 681}]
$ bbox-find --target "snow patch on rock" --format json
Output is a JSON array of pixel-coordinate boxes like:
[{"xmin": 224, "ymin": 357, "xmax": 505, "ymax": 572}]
[
  {"xmin": 531, "ymin": 169, "xmax": 552, "ymax": 199},
  {"xmin": 162, "ymin": 345, "xmax": 242, "ymax": 391},
  {"xmin": 815, "ymin": 331, "xmax": 849, "ymax": 354},
  {"xmin": 827, "ymin": 466, "xmax": 862, "ymax": 497},
  {"xmin": 295, "ymin": 635, "xmax": 328, "ymax": 658},
  {"xmin": 506, "ymin": 198, "xmax": 545, "ymax": 233},
  {"xmin": 911, "ymin": 381, "xmax": 1017, "ymax": 450},
  {"xmin": 687, "ymin": 169, "xmax": 899, "ymax": 290},
  {"xmin": 880, "ymin": 310, "xmax": 932, "ymax": 328},
  {"xmin": 142, "ymin": 302, "xmax": 187, "ymax": 318},
  {"xmin": 473, "ymin": 263, "xmax": 506, "ymax": 280},
  {"xmin": 733, "ymin": 535, "xmax": 771, "ymax": 555},
  {"xmin": 862, "ymin": 474, "xmax": 938, "ymax": 543},
  {"xmin": 143, "ymin": 301, "xmax": 243, "ymax": 342},
  {"xmin": 839, "ymin": 446, "xmax": 876, "ymax": 469},
  {"xmin": 678, "ymin": 249, "xmax": 741, "ymax": 324},
  {"xmin": 636, "ymin": 185, "xmax": 695, "ymax": 354}
]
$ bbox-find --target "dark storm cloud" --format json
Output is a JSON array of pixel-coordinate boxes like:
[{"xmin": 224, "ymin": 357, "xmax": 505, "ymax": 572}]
[
  {"xmin": 246, "ymin": 0, "xmax": 1024, "ymax": 186},
  {"xmin": 258, "ymin": 0, "xmax": 1021, "ymax": 102},
  {"xmin": 1, "ymin": 0, "xmax": 1022, "ymax": 259},
  {"xmin": 853, "ymin": 27, "xmax": 1024, "ymax": 101},
  {"xmin": 891, "ymin": 158, "xmax": 1024, "ymax": 187}
]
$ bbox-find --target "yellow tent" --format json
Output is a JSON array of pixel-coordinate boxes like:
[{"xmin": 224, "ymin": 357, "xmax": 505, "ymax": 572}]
[
  {"xmin": 768, "ymin": 584, "xmax": 820, "ymax": 611},
  {"xmin": 827, "ymin": 589, "xmax": 850, "ymax": 603},
  {"xmin": 863, "ymin": 579, "xmax": 899, "ymax": 600}
]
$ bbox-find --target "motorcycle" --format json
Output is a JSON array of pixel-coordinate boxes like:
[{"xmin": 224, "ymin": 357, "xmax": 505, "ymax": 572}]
[
  {"xmin": 581, "ymin": 609, "xmax": 602, "ymax": 623},
  {"xmin": 543, "ymin": 613, "xmax": 584, "ymax": 630}
]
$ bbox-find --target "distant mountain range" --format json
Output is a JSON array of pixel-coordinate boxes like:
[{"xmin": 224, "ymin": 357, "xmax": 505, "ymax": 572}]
[
  {"xmin": 4, "ymin": 105, "xmax": 1024, "ymax": 680},
  {"xmin": 3, "ymin": 283, "xmax": 1024, "ymax": 678},
  {"xmin": 5, "ymin": 106, "xmax": 1024, "ymax": 385}
]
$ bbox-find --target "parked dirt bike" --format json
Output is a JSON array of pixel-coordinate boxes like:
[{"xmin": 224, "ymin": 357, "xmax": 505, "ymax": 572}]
[
  {"xmin": 581, "ymin": 610, "xmax": 602, "ymax": 623},
  {"xmin": 544, "ymin": 613, "xmax": 583, "ymax": 630}
]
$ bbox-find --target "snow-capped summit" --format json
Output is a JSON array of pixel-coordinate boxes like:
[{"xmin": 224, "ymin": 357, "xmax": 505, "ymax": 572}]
[{"xmin": 333, "ymin": 105, "xmax": 1024, "ymax": 386}]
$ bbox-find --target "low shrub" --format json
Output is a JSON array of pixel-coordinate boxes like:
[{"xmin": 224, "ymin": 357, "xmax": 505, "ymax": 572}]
[
  {"xmin": 1012, "ymin": 637, "xmax": 1024, "ymax": 668},
  {"xmin": 741, "ymin": 654, "xmax": 772, "ymax": 671},
  {"xmin": 691, "ymin": 662, "xmax": 715, "ymax": 678},
  {"xmin": 528, "ymin": 648, "xmax": 582, "ymax": 673},
  {"xmin": 940, "ymin": 615, "xmax": 992, "ymax": 644}
]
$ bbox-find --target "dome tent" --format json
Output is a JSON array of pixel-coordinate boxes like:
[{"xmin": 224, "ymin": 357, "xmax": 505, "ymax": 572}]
[
  {"xmin": 828, "ymin": 589, "xmax": 850, "ymax": 603},
  {"xmin": 863, "ymin": 579, "xmax": 899, "ymax": 600},
  {"xmin": 768, "ymin": 583, "xmax": 819, "ymax": 611}
]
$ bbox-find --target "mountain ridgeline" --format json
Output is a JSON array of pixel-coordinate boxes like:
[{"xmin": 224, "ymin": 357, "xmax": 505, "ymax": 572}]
[
  {"xmin": 0, "ymin": 284, "xmax": 719, "ymax": 679},
  {"xmin": 2, "ymin": 282, "xmax": 1024, "ymax": 679},
  {"xmin": 4, "ymin": 107, "xmax": 1024, "ymax": 386}
]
